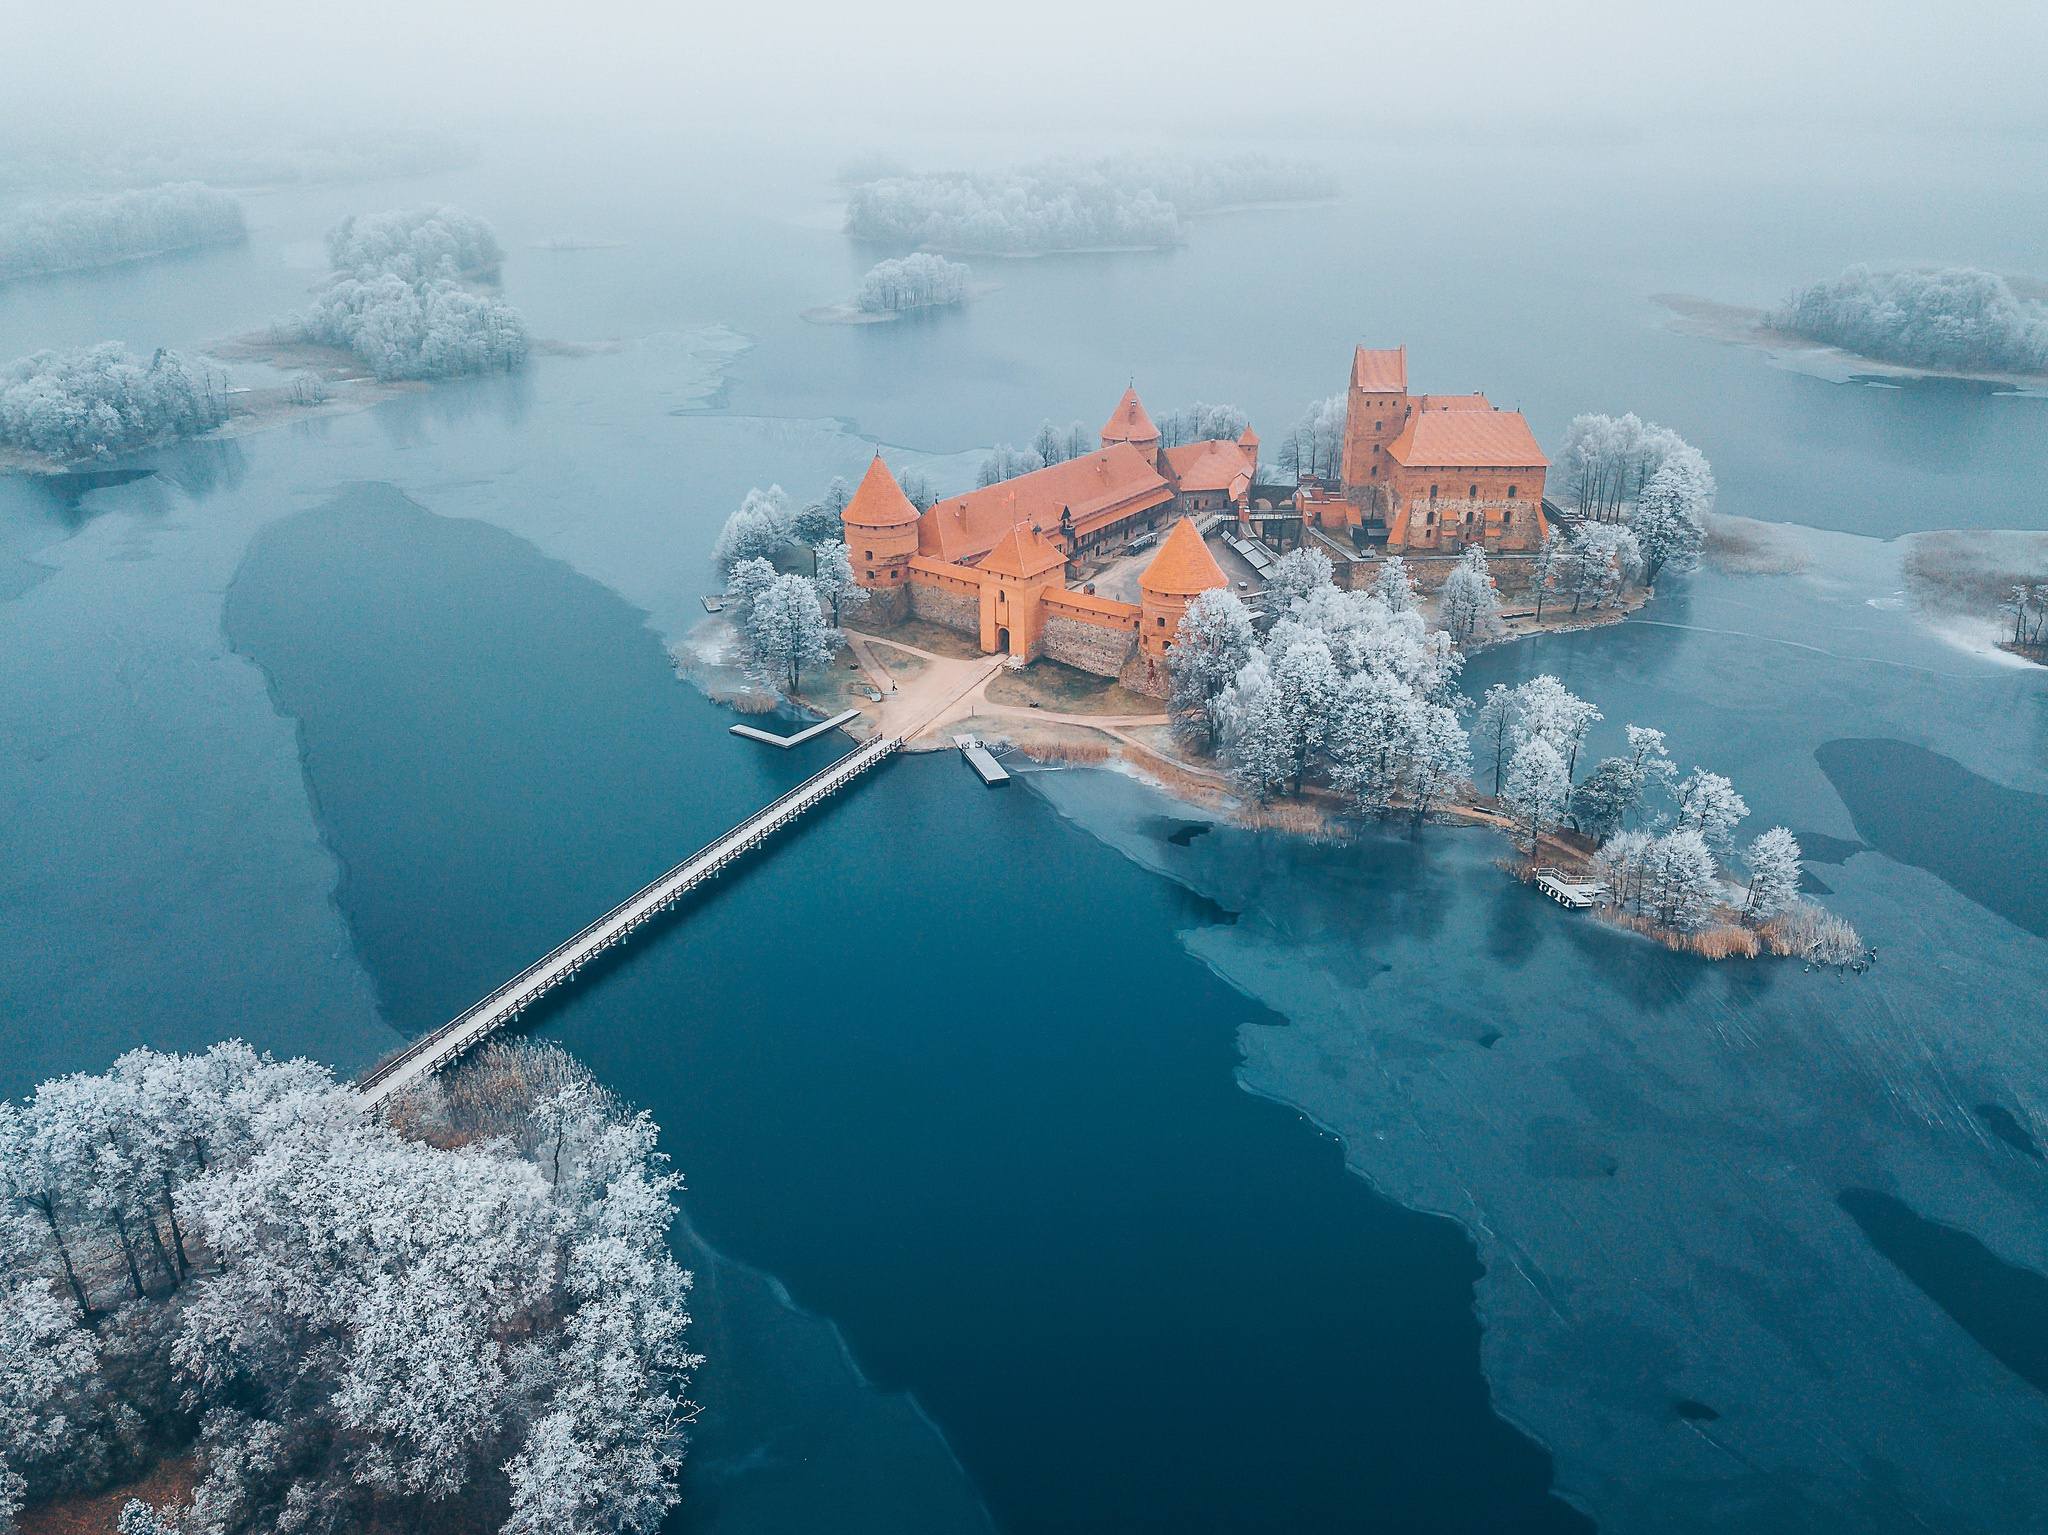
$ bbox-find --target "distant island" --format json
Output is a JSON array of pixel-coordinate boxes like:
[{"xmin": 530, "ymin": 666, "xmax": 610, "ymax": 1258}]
[
  {"xmin": 247, "ymin": 205, "xmax": 529, "ymax": 383},
  {"xmin": 1658, "ymin": 265, "xmax": 2048, "ymax": 386},
  {"xmin": 0, "ymin": 184, "xmax": 245, "ymax": 284},
  {"xmin": 843, "ymin": 152, "xmax": 1335, "ymax": 256},
  {"xmin": 803, "ymin": 253, "xmax": 984, "ymax": 325},
  {"xmin": 0, "ymin": 344, "xmax": 230, "ymax": 461}
]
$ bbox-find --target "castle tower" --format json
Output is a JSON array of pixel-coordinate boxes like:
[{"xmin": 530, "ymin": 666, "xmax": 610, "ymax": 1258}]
[
  {"xmin": 1136, "ymin": 516, "xmax": 1228, "ymax": 684},
  {"xmin": 839, "ymin": 455, "xmax": 921, "ymax": 624},
  {"xmin": 1340, "ymin": 344, "xmax": 1409, "ymax": 499},
  {"xmin": 975, "ymin": 524, "xmax": 1067, "ymax": 658},
  {"xmin": 1237, "ymin": 423, "xmax": 1260, "ymax": 472},
  {"xmin": 1100, "ymin": 385, "xmax": 1161, "ymax": 459}
]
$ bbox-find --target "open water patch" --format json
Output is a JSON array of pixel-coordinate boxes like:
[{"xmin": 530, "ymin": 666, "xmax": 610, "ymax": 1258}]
[
  {"xmin": 224, "ymin": 488, "xmax": 1591, "ymax": 1534},
  {"xmin": 1815, "ymin": 738, "xmax": 2048, "ymax": 937},
  {"xmin": 1838, "ymin": 1189, "xmax": 2048, "ymax": 1394}
]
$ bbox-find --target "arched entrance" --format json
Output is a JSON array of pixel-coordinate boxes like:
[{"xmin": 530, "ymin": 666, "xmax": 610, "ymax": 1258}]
[{"xmin": 997, "ymin": 625, "xmax": 1011, "ymax": 653}]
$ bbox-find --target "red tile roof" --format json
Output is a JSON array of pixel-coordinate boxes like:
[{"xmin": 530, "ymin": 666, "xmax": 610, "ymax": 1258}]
[
  {"xmin": 1351, "ymin": 345, "xmax": 1407, "ymax": 394},
  {"xmin": 1140, "ymin": 516, "xmax": 1228, "ymax": 596},
  {"xmin": 1385, "ymin": 401, "xmax": 1547, "ymax": 469},
  {"xmin": 980, "ymin": 524, "xmax": 1068, "ymax": 580},
  {"xmin": 919, "ymin": 444, "xmax": 1172, "ymax": 565},
  {"xmin": 1100, "ymin": 387, "xmax": 1160, "ymax": 446},
  {"xmin": 1163, "ymin": 439, "xmax": 1253, "ymax": 497},
  {"xmin": 1416, "ymin": 393, "xmax": 1491, "ymax": 412},
  {"xmin": 839, "ymin": 455, "xmax": 920, "ymax": 529}
]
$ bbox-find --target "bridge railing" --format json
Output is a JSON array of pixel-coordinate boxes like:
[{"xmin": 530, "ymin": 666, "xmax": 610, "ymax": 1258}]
[{"xmin": 356, "ymin": 734, "xmax": 901, "ymax": 1098}]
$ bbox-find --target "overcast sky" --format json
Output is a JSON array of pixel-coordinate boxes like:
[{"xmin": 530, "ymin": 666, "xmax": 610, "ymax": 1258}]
[{"xmin": 8, "ymin": 0, "xmax": 2047, "ymax": 152}]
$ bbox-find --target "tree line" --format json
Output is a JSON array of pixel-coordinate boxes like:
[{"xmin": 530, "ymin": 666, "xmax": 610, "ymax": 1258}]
[
  {"xmin": 855, "ymin": 253, "xmax": 972, "ymax": 314},
  {"xmin": 0, "ymin": 344, "xmax": 230, "ymax": 459},
  {"xmin": 712, "ymin": 481, "xmax": 877, "ymax": 693},
  {"xmin": 0, "ymin": 1040, "xmax": 696, "ymax": 1535},
  {"xmin": 975, "ymin": 401, "xmax": 1249, "ymax": 488},
  {"xmin": 844, "ymin": 153, "xmax": 1332, "ymax": 256},
  {"xmin": 1773, "ymin": 264, "xmax": 2048, "ymax": 375},
  {"xmin": 0, "ymin": 184, "xmax": 245, "ymax": 284},
  {"xmin": 282, "ymin": 207, "xmax": 528, "ymax": 381},
  {"xmin": 1165, "ymin": 547, "xmax": 1834, "ymax": 948}
]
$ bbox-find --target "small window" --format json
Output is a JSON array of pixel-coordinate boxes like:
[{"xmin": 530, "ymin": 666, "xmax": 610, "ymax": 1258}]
[
  {"xmin": 1507, "ymin": 485, "xmax": 1518, "ymax": 500},
  {"xmin": 1469, "ymin": 483, "xmax": 1478, "ymax": 499},
  {"xmin": 1157, "ymin": 616, "xmax": 1167, "ymax": 626},
  {"xmin": 864, "ymin": 549, "xmax": 872, "ymax": 560},
  {"xmin": 1429, "ymin": 484, "xmax": 1438, "ymax": 502}
]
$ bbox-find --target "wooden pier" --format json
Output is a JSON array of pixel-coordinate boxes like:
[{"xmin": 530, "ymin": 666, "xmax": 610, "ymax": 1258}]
[
  {"xmin": 356, "ymin": 734, "xmax": 902, "ymax": 1107},
  {"xmin": 729, "ymin": 708, "xmax": 862, "ymax": 749}
]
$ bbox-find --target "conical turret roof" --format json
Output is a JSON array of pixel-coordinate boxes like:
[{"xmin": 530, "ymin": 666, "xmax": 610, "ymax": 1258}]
[
  {"xmin": 1139, "ymin": 516, "xmax": 1227, "ymax": 597},
  {"xmin": 1100, "ymin": 386, "xmax": 1159, "ymax": 446},
  {"xmin": 840, "ymin": 455, "xmax": 920, "ymax": 529}
]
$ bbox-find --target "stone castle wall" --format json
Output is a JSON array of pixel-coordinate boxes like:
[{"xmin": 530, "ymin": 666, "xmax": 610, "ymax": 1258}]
[
  {"xmin": 908, "ymin": 580, "xmax": 977, "ymax": 635},
  {"xmin": 1041, "ymin": 613, "xmax": 1136, "ymax": 678},
  {"xmin": 859, "ymin": 584, "xmax": 911, "ymax": 627}
]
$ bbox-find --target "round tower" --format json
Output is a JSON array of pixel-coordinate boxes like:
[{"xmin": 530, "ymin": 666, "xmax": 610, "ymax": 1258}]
[
  {"xmin": 840, "ymin": 455, "xmax": 921, "ymax": 624},
  {"xmin": 1135, "ymin": 516, "xmax": 1229, "ymax": 689},
  {"xmin": 1099, "ymin": 385, "xmax": 1161, "ymax": 459}
]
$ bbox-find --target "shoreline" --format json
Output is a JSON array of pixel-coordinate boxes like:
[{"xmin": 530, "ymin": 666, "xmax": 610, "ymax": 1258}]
[{"xmin": 1653, "ymin": 292, "xmax": 2048, "ymax": 392}]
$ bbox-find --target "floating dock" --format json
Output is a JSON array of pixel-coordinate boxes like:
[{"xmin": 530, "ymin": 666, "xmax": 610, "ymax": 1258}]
[
  {"xmin": 955, "ymin": 735, "xmax": 1011, "ymax": 787},
  {"xmin": 1533, "ymin": 866, "xmax": 1607, "ymax": 908},
  {"xmin": 730, "ymin": 708, "xmax": 862, "ymax": 749}
]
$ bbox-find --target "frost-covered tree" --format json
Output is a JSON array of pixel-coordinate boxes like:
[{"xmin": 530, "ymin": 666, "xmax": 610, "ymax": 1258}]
[
  {"xmin": 1439, "ymin": 547, "xmax": 1505, "ymax": 646},
  {"xmin": 791, "ymin": 478, "xmax": 852, "ymax": 547},
  {"xmin": 738, "ymin": 572, "xmax": 838, "ymax": 693},
  {"xmin": 713, "ymin": 486, "xmax": 792, "ymax": 575},
  {"xmin": 1155, "ymin": 402, "xmax": 1249, "ymax": 448},
  {"xmin": 1641, "ymin": 829, "xmax": 1721, "ymax": 930},
  {"xmin": 843, "ymin": 153, "xmax": 1332, "ymax": 255},
  {"xmin": 1266, "ymin": 545, "xmax": 1335, "ymax": 613},
  {"xmin": 976, "ymin": 443, "xmax": 1044, "ymax": 488},
  {"xmin": 1404, "ymin": 703, "xmax": 1472, "ymax": 827},
  {"xmin": 1528, "ymin": 533, "xmax": 1559, "ymax": 622},
  {"xmin": 854, "ymin": 253, "xmax": 972, "ymax": 314},
  {"xmin": 1031, "ymin": 420, "xmax": 1066, "ymax": 467},
  {"xmin": 1555, "ymin": 524, "xmax": 1641, "ymax": 614},
  {"xmin": 1328, "ymin": 669, "xmax": 1419, "ymax": 816},
  {"xmin": 1569, "ymin": 724, "xmax": 1675, "ymax": 841},
  {"xmin": 1502, "ymin": 736, "xmax": 1571, "ymax": 851},
  {"xmin": 1470, "ymin": 684, "xmax": 1521, "ymax": 797},
  {"xmin": 1277, "ymin": 393, "xmax": 1345, "ymax": 482},
  {"xmin": 1741, "ymin": 827, "xmax": 1804, "ymax": 924},
  {"xmin": 1592, "ymin": 829, "xmax": 1654, "ymax": 914},
  {"xmin": 1167, "ymin": 588, "xmax": 1255, "ymax": 750},
  {"xmin": 1773, "ymin": 265, "xmax": 2048, "ymax": 375},
  {"xmin": 898, "ymin": 468, "xmax": 938, "ymax": 513},
  {"xmin": 0, "ymin": 184, "xmax": 246, "ymax": 284},
  {"xmin": 0, "ymin": 1041, "xmax": 698, "ymax": 1535},
  {"xmin": 811, "ymin": 540, "xmax": 868, "ymax": 627},
  {"xmin": 325, "ymin": 207, "xmax": 503, "ymax": 282},
  {"xmin": 1216, "ymin": 652, "xmax": 1292, "ymax": 802},
  {"xmin": 1558, "ymin": 413, "xmax": 1689, "ymax": 521},
  {"xmin": 282, "ymin": 206, "xmax": 526, "ymax": 381},
  {"xmin": 1631, "ymin": 445, "xmax": 1714, "ymax": 584},
  {"xmin": 1675, "ymin": 768, "xmax": 1749, "ymax": 853},
  {"xmin": 0, "ymin": 345, "xmax": 230, "ymax": 459},
  {"xmin": 1513, "ymin": 675, "xmax": 1601, "ymax": 781},
  {"xmin": 1268, "ymin": 634, "xmax": 1342, "ymax": 792},
  {"xmin": 726, "ymin": 556, "xmax": 777, "ymax": 619},
  {"xmin": 1372, "ymin": 556, "xmax": 1415, "ymax": 615}
]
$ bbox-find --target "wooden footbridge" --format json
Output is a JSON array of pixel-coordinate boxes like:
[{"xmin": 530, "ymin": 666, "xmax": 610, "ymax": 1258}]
[{"xmin": 356, "ymin": 733, "xmax": 902, "ymax": 1107}]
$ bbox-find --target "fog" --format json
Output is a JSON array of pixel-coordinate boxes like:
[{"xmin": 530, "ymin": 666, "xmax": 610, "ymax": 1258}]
[{"xmin": 8, "ymin": 0, "xmax": 2048, "ymax": 170}]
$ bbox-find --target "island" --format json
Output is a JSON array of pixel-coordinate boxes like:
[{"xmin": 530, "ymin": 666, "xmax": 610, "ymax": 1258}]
[{"xmin": 694, "ymin": 344, "xmax": 1857, "ymax": 966}]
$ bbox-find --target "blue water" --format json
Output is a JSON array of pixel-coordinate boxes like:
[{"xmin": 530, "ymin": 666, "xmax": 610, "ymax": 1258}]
[{"xmin": 6, "ymin": 121, "xmax": 2048, "ymax": 1532}]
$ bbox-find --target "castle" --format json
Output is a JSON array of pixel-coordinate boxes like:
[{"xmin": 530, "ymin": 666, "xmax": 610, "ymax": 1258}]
[
  {"xmin": 842, "ymin": 358, "xmax": 1548, "ymax": 693},
  {"xmin": 842, "ymin": 388, "xmax": 1244, "ymax": 695},
  {"xmin": 1306, "ymin": 345, "xmax": 1550, "ymax": 554}
]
